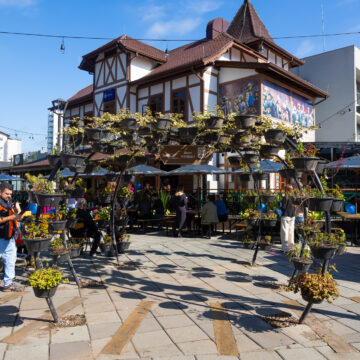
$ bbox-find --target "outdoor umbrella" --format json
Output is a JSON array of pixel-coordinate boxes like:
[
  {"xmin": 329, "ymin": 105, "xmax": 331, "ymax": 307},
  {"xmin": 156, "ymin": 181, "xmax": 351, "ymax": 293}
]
[
  {"xmin": 126, "ymin": 164, "xmax": 167, "ymax": 175},
  {"xmin": 325, "ymin": 155, "xmax": 360, "ymax": 169},
  {"xmin": 0, "ymin": 174, "xmax": 24, "ymax": 181},
  {"xmin": 233, "ymin": 160, "xmax": 283, "ymax": 174}
]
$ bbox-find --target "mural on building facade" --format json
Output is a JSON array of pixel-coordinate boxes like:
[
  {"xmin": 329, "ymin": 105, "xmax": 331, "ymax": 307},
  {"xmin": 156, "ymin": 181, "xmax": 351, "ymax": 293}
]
[
  {"xmin": 219, "ymin": 79, "xmax": 260, "ymax": 116},
  {"xmin": 262, "ymin": 80, "xmax": 314, "ymax": 127}
]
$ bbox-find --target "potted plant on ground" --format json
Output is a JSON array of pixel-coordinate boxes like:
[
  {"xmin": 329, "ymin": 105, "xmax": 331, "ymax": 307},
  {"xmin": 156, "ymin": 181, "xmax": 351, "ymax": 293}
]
[
  {"xmin": 259, "ymin": 235, "xmax": 272, "ymax": 251},
  {"xmin": 289, "ymin": 267, "xmax": 339, "ymax": 304},
  {"xmin": 22, "ymin": 216, "xmax": 52, "ymax": 253},
  {"xmin": 69, "ymin": 238, "xmax": 84, "ymax": 258},
  {"xmin": 286, "ymin": 243, "xmax": 313, "ymax": 273},
  {"xmin": 100, "ymin": 234, "xmax": 114, "ymax": 256},
  {"xmin": 50, "ymin": 236, "xmax": 70, "ymax": 264},
  {"xmin": 116, "ymin": 232, "xmax": 131, "ymax": 253},
  {"xmin": 28, "ymin": 265, "xmax": 68, "ymax": 298},
  {"xmin": 242, "ymin": 231, "xmax": 256, "ymax": 249}
]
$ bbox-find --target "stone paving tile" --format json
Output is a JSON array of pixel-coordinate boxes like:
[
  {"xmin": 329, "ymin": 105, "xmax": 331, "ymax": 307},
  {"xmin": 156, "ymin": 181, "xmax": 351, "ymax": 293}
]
[
  {"xmin": 51, "ymin": 325, "xmax": 90, "ymax": 344},
  {"xmin": 238, "ymin": 350, "xmax": 282, "ymax": 360},
  {"xmin": 88, "ymin": 321, "xmax": 121, "ymax": 340},
  {"xmin": 85, "ymin": 311, "xmax": 120, "ymax": 325},
  {"xmin": 4, "ymin": 344, "xmax": 49, "ymax": 360},
  {"xmin": 234, "ymin": 334, "xmax": 262, "ymax": 353},
  {"xmin": 131, "ymin": 329, "xmax": 174, "ymax": 350},
  {"xmin": 50, "ymin": 341, "xmax": 90, "ymax": 360},
  {"xmin": 322, "ymin": 319, "xmax": 358, "ymax": 336},
  {"xmin": 136, "ymin": 343, "xmax": 182, "ymax": 358},
  {"xmin": 176, "ymin": 339, "xmax": 218, "ymax": 355},
  {"xmin": 0, "ymin": 343, "xmax": 7, "ymax": 359},
  {"xmin": 156, "ymin": 314, "xmax": 194, "ymax": 329},
  {"xmin": 276, "ymin": 347, "xmax": 327, "ymax": 360},
  {"xmin": 280, "ymin": 324, "xmax": 324, "ymax": 347},
  {"xmin": 166, "ymin": 325, "xmax": 209, "ymax": 343},
  {"xmin": 91, "ymin": 337, "xmax": 139, "ymax": 359}
]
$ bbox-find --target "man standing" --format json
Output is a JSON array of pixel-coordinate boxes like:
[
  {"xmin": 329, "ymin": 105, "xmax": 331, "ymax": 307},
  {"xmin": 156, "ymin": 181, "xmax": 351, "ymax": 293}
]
[
  {"xmin": 0, "ymin": 182, "xmax": 23, "ymax": 291},
  {"xmin": 280, "ymin": 184, "xmax": 296, "ymax": 253}
]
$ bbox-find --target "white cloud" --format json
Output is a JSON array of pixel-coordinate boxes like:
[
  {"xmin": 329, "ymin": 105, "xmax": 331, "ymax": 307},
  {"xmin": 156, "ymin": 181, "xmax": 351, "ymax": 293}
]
[
  {"xmin": 295, "ymin": 40, "xmax": 317, "ymax": 58},
  {"xmin": 185, "ymin": 0, "xmax": 222, "ymax": 14},
  {"xmin": 0, "ymin": 0, "xmax": 37, "ymax": 7},
  {"xmin": 146, "ymin": 17, "xmax": 201, "ymax": 38},
  {"xmin": 139, "ymin": 4, "xmax": 166, "ymax": 22}
]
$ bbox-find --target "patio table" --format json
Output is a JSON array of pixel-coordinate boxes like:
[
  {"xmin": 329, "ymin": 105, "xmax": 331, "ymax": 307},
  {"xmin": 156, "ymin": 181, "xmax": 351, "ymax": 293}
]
[{"xmin": 337, "ymin": 212, "xmax": 360, "ymax": 246}]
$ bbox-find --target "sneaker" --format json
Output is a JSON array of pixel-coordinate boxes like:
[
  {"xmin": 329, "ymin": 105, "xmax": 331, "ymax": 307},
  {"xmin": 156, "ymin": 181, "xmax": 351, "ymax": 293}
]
[{"xmin": 3, "ymin": 283, "xmax": 22, "ymax": 292}]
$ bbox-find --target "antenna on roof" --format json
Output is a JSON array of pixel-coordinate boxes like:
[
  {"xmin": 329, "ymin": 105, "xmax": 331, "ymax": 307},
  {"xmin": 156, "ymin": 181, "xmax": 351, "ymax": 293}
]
[
  {"xmin": 165, "ymin": 43, "xmax": 169, "ymax": 61},
  {"xmin": 321, "ymin": 3, "xmax": 326, "ymax": 52}
]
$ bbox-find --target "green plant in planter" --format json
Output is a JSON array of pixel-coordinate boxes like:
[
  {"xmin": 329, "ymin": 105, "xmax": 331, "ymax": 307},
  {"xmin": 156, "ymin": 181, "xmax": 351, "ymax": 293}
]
[
  {"xmin": 264, "ymin": 235, "xmax": 272, "ymax": 243},
  {"xmin": 92, "ymin": 206, "xmax": 111, "ymax": 221},
  {"xmin": 23, "ymin": 216, "xmax": 50, "ymax": 239},
  {"xmin": 28, "ymin": 265, "xmax": 68, "ymax": 290},
  {"xmin": 192, "ymin": 106, "xmax": 224, "ymax": 128},
  {"xmin": 289, "ymin": 267, "xmax": 339, "ymax": 303},
  {"xmin": 103, "ymin": 234, "xmax": 113, "ymax": 245},
  {"xmin": 286, "ymin": 243, "xmax": 311, "ymax": 261},
  {"xmin": 158, "ymin": 190, "xmax": 171, "ymax": 213},
  {"xmin": 329, "ymin": 231, "xmax": 346, "ymax": 245},
  {"xmin": 100, "ymin": 187, "xmax": 113, "ymax": 196},
  {"xmin": 50, "ymin": 236, "xmax": 67, "ymax": 254},
  {"xmin": 262, "ymin": 212, "xmax": 277, "ymax": 220},
  {"xmin": 67, "ymin": 208, "xmax": 77, "ymax": 220},
  {"xmin": 328, "ymin": 185, "xmax": 345, "ymax": 200},
  {"xmin": 62, "ymin": 125, "xmax": 85, "ymax": 153},
  {"xmin": 25, "ymin": 173, "xmax": 54, "ymax": 194}
]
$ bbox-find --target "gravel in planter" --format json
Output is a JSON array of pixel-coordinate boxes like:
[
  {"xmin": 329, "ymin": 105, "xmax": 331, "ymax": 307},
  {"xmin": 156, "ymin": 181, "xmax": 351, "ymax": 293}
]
[{"xmin": 51, "ymin": 314, "xmax": 86, "ymax": 328}]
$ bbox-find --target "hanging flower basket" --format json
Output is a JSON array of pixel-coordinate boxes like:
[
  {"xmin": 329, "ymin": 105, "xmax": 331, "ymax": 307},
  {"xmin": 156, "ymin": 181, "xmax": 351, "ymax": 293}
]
[
  {"xmin": 228, "ymin": 156, "xmax": 241, "ymax": 166},
  {"xmin": 51, "ymin": 251, "xmax": 70, "ymax": 264},
  {"xmin": 33, "ymin": 286, "xmax": 58, "ymax": 299},
  {"xmin": 70, "ymin": 246, "xmax": 83, "ymax": 258},
  {"xmin": 92, "ymin": 142, "xmax": 116, "ymax": 154},
  {"xmin": 204, "ymin": 116, "xmax": 224, "ymax": 130},
  {"xmin": 23, "ymin": 237, "xmax": 52, "ymax": 253},
  {"xmin": 155, "ymin": 118, "xmax": 172, "ymax": 131},
  {"xmin": 117, "ymin": 241, "xmax": 130, "ymax": 254},
  {"xmin": 35, "ymin": 193, "xmax": 65, "ymax": 207},
  {"xmin": 308, "ymin": 197, "xmax": 333, "ymax": 212},
  {"xmin": 239, "ymin": 174, "xmax": 250, "ymax": 182},
  {"xmin": 330, "ymin": 198, "xmax": 343, "ymax": 212},
  {"xmin": 138, "ymin": 126, "xmax": 152, "ymax": 135},
  {"xmin": 85, "ymin": 128, "xmax": 110, "ymax": 141},
  {"xmin": 301, "ymin": 287, "xmax": 323, "ymax": 304},
  {"xmin": 116, "ymin": 118, "xmax": 140, "ymax": 130},
  {"xmin": 260, "ymin": 145, "xmax": 280, "ymax": 159},
  {"xmin": 48, "ymin": 220, "xmax": 67, "ymax": 233},
  {"xmin": 264, "ymin": 129, "xmax": 287, "ymax": 145},
  {"xmin": 234, "ymin": 115, "xmax": 257, "ymax": 129},
  {"xmin": 309, "ymin": 245, "xmax": 337, "ymax": 260},
  {"xmin": 243, "ymin": 153, "xmax": 260, "ymax": 164},
  {"xmin": 47, "ymin": 155, "xmax": 61, "ymax": 167},
  {"xmin": 315, "ymin": 160, "xmax": 327, "ymax": 175},
  {"xmin": 291, "ymin": 257, "xmax": 313, "ymax": 273},
  {"xmin": 60, "ymin": 153, "xmax": 86, "ymax": 170},
  {"xmin": 291, "ymin": 157, "xmax": 319, "ymax": 172},
  {"xmin": 252, "ymin": 172, "xmax": 269, "ymax": 182},
  {"xmin": 178, "ymin": 127, "xmax": 198, "ymax": 142}
]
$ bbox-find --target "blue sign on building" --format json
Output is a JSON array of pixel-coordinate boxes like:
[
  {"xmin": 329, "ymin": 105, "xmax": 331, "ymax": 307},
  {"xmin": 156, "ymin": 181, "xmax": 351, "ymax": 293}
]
[{"xmin": 103, "ymin": 89, "xmax": 115, "ymax": 102}]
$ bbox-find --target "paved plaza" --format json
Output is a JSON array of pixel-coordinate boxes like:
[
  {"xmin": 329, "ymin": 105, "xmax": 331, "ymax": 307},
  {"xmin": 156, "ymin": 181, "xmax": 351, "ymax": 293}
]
[{"xmin": 1, "ymin": 233, "xmax": 360, "ymax": 360}]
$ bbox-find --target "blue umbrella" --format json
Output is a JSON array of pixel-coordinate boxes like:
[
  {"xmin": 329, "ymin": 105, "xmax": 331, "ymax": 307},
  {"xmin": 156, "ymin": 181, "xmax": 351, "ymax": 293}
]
[
  {"xmin": 126, "ymin": 165, "xmax": 167, "ymax": 175},
  {"xmin": 325, "ymin": 155, "xmax": 360, "ymax": 169},
  {"xmin": 167, "ymin": 164, "xmax": 228, "ymax": 175},
  {"xmin": 0, "ymin": 174, "xmax": 24, "ymax": 181}
]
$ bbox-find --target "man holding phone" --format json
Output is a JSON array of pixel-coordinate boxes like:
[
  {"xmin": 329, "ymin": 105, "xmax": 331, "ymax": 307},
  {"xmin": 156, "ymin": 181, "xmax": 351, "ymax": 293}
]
[{"xmin": 0, "ymin": 182, "xmax": 23, "ymax": 292}]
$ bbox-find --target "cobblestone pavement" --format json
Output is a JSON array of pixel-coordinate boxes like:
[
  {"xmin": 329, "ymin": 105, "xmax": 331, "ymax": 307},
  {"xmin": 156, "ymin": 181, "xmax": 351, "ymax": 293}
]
[{"xmin": 1, "ymin": 232, "xmax": 360, "ymax": 360}]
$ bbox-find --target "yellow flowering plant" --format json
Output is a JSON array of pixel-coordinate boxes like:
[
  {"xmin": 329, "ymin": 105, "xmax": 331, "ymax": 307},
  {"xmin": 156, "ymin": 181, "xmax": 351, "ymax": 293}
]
[{"xmin": 28, "ymin": 265, "xmax": 68, "ymax": 290}]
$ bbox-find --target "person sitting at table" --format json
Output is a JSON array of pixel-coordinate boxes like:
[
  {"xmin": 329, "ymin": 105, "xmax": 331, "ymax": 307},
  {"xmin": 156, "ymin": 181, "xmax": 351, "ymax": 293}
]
[
  {"xmin": 152, "ymin": 193, "xmax": 164, "ymax": 219},
  {"xmin": 215, "ymin": 195, "xmax": 228, "ymax": 223},
  {"xmin": 201, "ymin": 194, "xmax": 219, "ymax": 238},
  {"xmin": 138, "ymin": 194, "xmax": 151, "ymax": 220}
]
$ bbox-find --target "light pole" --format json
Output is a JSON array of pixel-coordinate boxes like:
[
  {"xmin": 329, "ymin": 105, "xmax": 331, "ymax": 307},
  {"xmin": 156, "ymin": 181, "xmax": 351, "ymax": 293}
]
[{"xmin": 51, "ymin": 98, "xmax": 68, "ymax": 151}]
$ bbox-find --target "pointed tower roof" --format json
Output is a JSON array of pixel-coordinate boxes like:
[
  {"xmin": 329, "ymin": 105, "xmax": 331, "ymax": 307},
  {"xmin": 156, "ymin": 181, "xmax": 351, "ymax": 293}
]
[{"xmin": 227, "ymin": 0, "xmax": 272, "ymax": 43}]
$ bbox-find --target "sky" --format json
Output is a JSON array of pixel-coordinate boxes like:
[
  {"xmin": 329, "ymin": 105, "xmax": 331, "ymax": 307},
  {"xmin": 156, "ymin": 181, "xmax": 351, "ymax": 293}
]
[{"xmin": 1, "ymin": 0, "xmax": 360, "ymax": 153}]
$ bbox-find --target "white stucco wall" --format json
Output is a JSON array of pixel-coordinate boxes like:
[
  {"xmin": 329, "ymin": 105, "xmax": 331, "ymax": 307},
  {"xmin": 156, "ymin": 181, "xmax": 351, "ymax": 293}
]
[
  {"xmin": 219, "ymin": 68, "xmax": 257, "ymax": 84},
  {"xmin": 6, "ymin": 139, "xmax": 21, "ymax": 162},
  {"xmin": 130, "ymin": 55, "xmax": 157, "ymax": 82},
  {"xmin": 292, "ymin": 45, "xmax": 356, "ymax": 142}
]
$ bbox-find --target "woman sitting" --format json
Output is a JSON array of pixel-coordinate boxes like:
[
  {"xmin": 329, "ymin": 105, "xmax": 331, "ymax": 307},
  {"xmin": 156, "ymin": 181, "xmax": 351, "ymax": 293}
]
[{"xmin": 201, "ymin": 194, "xmax": 219, "ymax": 238}]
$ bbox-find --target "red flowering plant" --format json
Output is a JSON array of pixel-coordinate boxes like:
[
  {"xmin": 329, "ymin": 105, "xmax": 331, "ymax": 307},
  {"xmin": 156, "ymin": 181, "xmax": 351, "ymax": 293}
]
[{"xmin": 304, "ymin": 143, "xmax": 319, "ymax": 158}]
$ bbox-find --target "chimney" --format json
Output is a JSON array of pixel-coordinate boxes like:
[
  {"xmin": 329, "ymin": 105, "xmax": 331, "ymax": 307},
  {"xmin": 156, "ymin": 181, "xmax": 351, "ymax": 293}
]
[{"xmin": 206, "ymin": 17, "xmax": 229, "ymax": 39}]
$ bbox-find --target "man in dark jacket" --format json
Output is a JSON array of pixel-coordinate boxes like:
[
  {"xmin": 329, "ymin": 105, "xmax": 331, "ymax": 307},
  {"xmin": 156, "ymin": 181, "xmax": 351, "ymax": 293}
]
[{"xmin": 0, "ymin": 182, "xmax": 23, "ymax": 291}]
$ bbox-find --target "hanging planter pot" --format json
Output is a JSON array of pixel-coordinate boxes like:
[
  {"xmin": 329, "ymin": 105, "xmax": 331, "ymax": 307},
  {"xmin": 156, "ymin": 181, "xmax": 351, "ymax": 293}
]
[
  {"xmin": 234, "ymin": 115, "xmax": 257, "ymax": 129},
  {"xmin": 70, "ymin": 246, "xmax": 83, "ymax": 258},
  {"xmin": 264, "ymin": 129, "xmax": 287, "ymax": 145},
  {"xmin": 291, "ymin": 157, "xmax": 319, "ymax": 172},
  {"xmin": 260, "ymin": 194, "xmax": 276, "ymax": 203},
  {"xmin": 259, "ymin": 242, "xmax": 272, "ymax": 251},
  {"xmin": 292, "ymin": 257, "xmax": 313, "ymax": 273},
  {"xmin": 243, "ymin": 153, "xmax": 260, "ymax": 164},
  {"xmin": 98, "ymin": 194, "xmax": 112, "ymax": 204},
  {"xmin": 243, "ymin": 241, "xmax": 256, "ymax": 249},
  {"xmin": 122, "ymin": 132, "xmax": 138, "ymax": 142},
  {"xmin": 279, "ymin": 168, "xmax": 303, "ymax": 179},
  {"xmin": 47, "ymin": 155, "xmax": 61, "ymax": 167},
  {"xmin": 228, "ymin": 156, "xmax": 241, "ymax": 166},
  {"xmin": 35, "ymin": 193, "xmax": 65, "ymax": 207},
  {"xmin": 134, "ymin": 156, "xmax": 147, "ymax": 165},
  {"xmin": 309, "ymin": 245, "xmax": 337, "ymax": 260},
  {"xmin": 232, "ymin": 133, "xmax": 252, "ymax": 146},
  {"xmin": 261, "ymin": 219, "xmax": 278, "ymax": 227},
  {"xmin": 116, "ymin": 118, "xmax": 140, "ymax": 130},
  {"xmin": 33, "ymin": 286, "xmax": 58, "ymax": 299},
  {"xmin": 48, "ymin": 220, "xmax": 67, "ymax": 233},
  {"xmin": 155, "ymin": 118, "xmax": 172, "ymax": 131},
  {"xmin": 138, "ymin": 125, "xmax": 152, "ymax": 135},
  {"xmin": 92, "ymin": 142, "xmax": 116, "ymax": 154},
  {"xmin": 178, "ymin": 127, "xmax": 198, "ymax": 142},
  {"xmin": 51, "ymin": 251, "xmax": 70, "ymax": 265},
  {"xmin": 204, "ymin": 116, "xmax": 224, "ymax": 129},
  {"xmin": 85, "ymin": 128, "xmax": 110, "ymax": 142},
  {"xmin": 23, "ymin": 237, "xmax": 52, "ymax": 253},
  {"xmin": 315, "ymin": 160, "xmax": 327, "ymax": 175},
  {"xmin": 260, "ymin": 145, "xmax": 280, "ymax": 159},
  {"xmin": 252, "ymin": 172, "xmax": 269, "ymax": 182},
  {"xmin": 60, "ymin": 153, "xmax": 86, "ymax": 170},
  {"xmin": 239, "ymin": 173, "xmax": 250, "ymax": 182},
  {"xmin": 330, "ymin": 198, "xmax": 343, "ymax": 212},
  {"xmin": 117, "ymin": 242, "xmax": 130, "ymax": 254},
  {"xmin": 308, "ymin": 197, "xmax": 333, "ymax": 212},
  {"xmin": 301, "ymin": 287, "xmax": 323, "ymax": 304}
]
